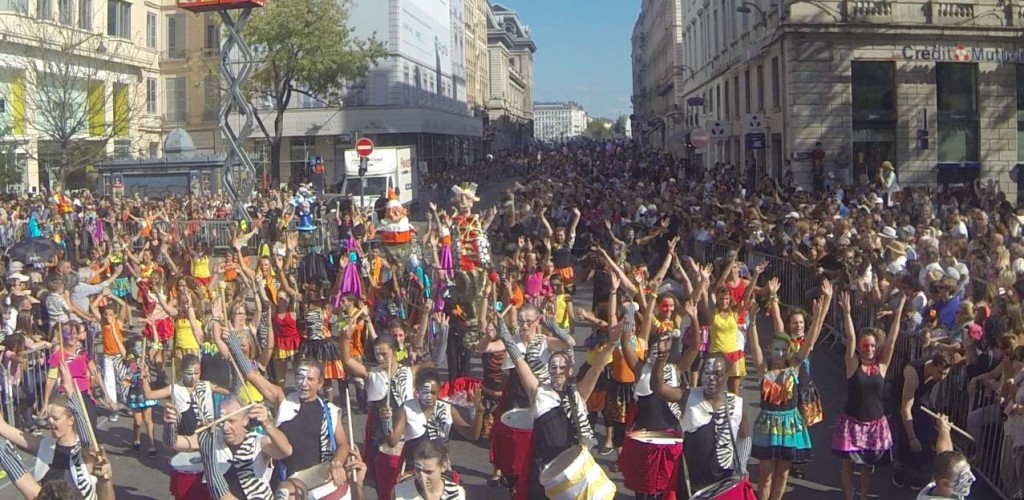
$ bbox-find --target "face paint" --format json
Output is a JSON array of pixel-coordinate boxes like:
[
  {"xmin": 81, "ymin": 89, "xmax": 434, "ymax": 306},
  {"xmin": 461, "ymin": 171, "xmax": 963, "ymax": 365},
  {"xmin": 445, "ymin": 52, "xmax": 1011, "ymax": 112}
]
[
  {"xmin": 416, "ymin": 383, "xmax": 435, "ymax": 407},
  {"xmin": 701, "ymin": 358, "xmax": 726, "ymax": 396},
  {"xmin": 660, "ymin": 299, "xmax": 673, "ymax": 316},
  {"xmin": 950, "ymin": 462, "xmax": 975, "ymax": 497},
  {"xmin": 859, "ymin": 338, "xmax": 877, "ymax": 359},
  {"xmin": 182, "ymin": 368, "xmax": 199, "ymax": 387},
  {"xmin": 770, "ymin": 341, "xmax": 790, "ymax": 361},
  {"xmin": 131, "ymin": 344, "xmax": 143, "ymax": 358}
]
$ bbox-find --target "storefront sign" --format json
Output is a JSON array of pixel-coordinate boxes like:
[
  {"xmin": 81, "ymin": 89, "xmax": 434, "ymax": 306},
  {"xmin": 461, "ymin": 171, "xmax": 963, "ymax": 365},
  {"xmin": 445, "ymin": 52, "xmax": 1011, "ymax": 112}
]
[{"xmin": 901, "ymin": 44, "xmax": 1024, "ymax": 63}]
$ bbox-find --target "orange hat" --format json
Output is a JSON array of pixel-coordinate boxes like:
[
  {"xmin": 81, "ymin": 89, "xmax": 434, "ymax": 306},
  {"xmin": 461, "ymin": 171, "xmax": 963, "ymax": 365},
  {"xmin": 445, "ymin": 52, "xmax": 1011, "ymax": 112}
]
[{"xmin": 386, "ymin": 188, "xmax": 401, "ymax": 208}]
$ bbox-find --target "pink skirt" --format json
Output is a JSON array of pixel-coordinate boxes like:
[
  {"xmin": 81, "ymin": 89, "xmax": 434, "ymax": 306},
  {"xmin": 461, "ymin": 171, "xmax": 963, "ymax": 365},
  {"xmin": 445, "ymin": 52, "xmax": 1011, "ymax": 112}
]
[{"xmin": 831, "ymin": 413, "xmax": 893, "ymax": 466}]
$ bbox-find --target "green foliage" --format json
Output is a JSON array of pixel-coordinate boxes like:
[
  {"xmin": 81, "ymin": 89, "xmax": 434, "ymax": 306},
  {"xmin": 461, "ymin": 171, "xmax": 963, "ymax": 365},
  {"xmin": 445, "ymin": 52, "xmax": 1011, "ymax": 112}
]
[
  {"xmin": 242, "ymin": 0, "xmax": 387, "ymax": 183},
  {"xmin": 0, "ymin": 126, "xmax": 23, "ymax": 189},
  {"xmin": 613, "ymin": 115, "xmax": 628, "ymax": 136},
  {"xmin": 584, "ymin": 120, "xmax": 612, "ymax": 140}
]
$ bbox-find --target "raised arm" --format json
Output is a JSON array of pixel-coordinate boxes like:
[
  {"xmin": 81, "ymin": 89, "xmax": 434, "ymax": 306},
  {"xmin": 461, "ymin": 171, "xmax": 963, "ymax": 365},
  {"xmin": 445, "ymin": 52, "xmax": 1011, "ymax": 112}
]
[
  {"xmin": 747, "ymin": 303, "xmax": 765, "ymax": 375},
  {"xmin": 840, "ymin": 292, "xmax": 857, "ymax": 377},
  {"xmin": 339, "ymin": 322, "xmax": 370, "ymax": 379},
  {"xmin": 794, "ymin": 280, "xmax": 833, "ymax": 364},
  {"xmin": 879, "ymin": 293, "xmax": 907, "ymax": 374},
  {"xmin": 495, "ymin": 315, "xmax": 540, "ymax": 405},
  {"xmin": 578, "ymin": 323, "xmax": 622, "ymax": 401},
  {"xmin": 768, "ymin": 277, "xmax": 784, "ymax": 335}
]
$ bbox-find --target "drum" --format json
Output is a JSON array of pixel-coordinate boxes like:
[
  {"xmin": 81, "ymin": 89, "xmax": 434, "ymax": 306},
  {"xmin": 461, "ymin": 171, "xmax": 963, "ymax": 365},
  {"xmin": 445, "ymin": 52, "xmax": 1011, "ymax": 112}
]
[
  {"xmin": 538, "ymin": 446, "xmax": 616, "ymax": 500},
  {"xmin": 618, "ymin": 430, "xmax": 684, "ymax": 494},
  {"xmin": 288, "ymin": 462, "xmax": 351, "ymax": 500},
  {"xmin": 168, "ymin": 453, "xmax": 207, "ymax": 500},
  {"xmin": 691, "ymin": 477, "xmax": 756, "ymax": 500},
  {"xmin": 489, "ymin": 408, "xmax": 533, "ymax": 477},
  {"xmin": 373, "ymin": 442, "xmax": 405, "ymax": 500}
]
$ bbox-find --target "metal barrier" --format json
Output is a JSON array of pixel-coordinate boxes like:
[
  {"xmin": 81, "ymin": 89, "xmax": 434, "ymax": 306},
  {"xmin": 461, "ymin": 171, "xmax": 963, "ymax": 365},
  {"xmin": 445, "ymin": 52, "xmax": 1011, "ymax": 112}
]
[{"xmin": 1, "ymin": 345, "xmax": 53, "ymax": 431}]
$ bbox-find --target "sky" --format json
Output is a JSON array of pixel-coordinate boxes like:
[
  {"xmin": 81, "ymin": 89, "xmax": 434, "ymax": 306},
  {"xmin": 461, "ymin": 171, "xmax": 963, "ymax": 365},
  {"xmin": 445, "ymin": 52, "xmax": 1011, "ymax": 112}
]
[{"xmin": 494, "ymin": 0, "xmax": 635, "ymax": 119}]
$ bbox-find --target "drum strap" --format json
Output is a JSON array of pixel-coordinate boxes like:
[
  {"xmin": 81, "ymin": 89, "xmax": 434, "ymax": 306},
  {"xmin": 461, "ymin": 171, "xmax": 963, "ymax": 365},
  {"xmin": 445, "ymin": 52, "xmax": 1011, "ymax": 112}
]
[
  {"xmin": 277, "ymin": 400, "xmax": 336, "ymax": 482},
  {"xmin": 682, "ymin": 395, "xmax": 742, "ymax": 498}
]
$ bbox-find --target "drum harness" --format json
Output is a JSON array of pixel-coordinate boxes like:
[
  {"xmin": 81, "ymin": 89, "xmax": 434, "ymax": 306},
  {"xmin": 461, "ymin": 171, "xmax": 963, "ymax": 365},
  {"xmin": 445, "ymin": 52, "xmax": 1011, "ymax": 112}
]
[
  {"xmin": 277, "ymin": 399, "xmax": 336, "ymax": 482},
  {"xmin": 681, "ymin": 395, "xmax": 741, "ymax": 498}
]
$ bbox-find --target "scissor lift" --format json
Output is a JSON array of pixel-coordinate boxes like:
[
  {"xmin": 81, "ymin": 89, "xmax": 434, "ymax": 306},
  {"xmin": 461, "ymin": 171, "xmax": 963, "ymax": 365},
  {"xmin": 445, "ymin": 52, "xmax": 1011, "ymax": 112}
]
[{"xmin": 177, "ymin": 0, "xmax": 266, "ymax": 220}]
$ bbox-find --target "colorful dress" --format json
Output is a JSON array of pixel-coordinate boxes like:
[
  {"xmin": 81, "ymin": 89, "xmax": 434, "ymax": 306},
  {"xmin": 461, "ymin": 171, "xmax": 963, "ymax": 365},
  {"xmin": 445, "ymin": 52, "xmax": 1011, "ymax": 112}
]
[
  {"xmin": 124, "ymin": 358, "xmax": 157, "ymax": 411},
  {"xmin": 832, "ymin": 362, "xmax": 893, "ymax": 466},
  {"xmin": 751, "ymin": 366, "xmax": 813, "ymax": 463},
  {"xmin": 298, "ymin": 307, "xmax": 344, "ymax": 379}
]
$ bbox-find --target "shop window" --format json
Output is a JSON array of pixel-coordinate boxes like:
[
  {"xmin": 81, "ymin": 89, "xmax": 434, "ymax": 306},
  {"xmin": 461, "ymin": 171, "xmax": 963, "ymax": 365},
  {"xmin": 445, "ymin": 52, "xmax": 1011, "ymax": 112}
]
[
  {"xmin": 936, "ymin": 63, "xmax": 979, "ymax": 163},
  {"xmin": 851, "ymin": 61, "xmax": 896, "ymax": 182}
]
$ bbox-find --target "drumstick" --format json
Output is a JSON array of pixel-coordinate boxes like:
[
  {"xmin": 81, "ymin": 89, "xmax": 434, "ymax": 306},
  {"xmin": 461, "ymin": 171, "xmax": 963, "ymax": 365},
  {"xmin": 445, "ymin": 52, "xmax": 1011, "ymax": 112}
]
[
  {"xmin": 193, "ymin": 403, "xmax": 258, "ymax": 434},
  {"xmin": 343, "ymin": 379, "xmax": 356, "ymax": 482},
  {"xmin": 920, "ymin": 407, "xmax": 974, "ymax": 442}
]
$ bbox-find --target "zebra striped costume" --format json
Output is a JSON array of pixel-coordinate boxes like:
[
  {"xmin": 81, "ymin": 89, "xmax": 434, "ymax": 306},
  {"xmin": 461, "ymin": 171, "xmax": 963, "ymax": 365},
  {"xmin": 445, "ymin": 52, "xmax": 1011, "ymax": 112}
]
[
  {"xmin": 32, "ymin": 439, "xmax": 97, "ymax": 500},
  {"xmin": 200, "ymin": 429, "xmax": 273, "ymax": 500},
  {"xmin": 394, "ymin": 475, "xmax": 467, "ymax": 499}
]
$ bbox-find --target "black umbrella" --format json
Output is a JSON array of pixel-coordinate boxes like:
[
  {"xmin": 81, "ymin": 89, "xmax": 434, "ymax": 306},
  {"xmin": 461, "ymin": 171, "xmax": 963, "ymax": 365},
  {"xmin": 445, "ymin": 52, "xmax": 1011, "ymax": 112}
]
[{"xmin": 8, "ymin": 238, "xmax": 60, "ymax": 266}]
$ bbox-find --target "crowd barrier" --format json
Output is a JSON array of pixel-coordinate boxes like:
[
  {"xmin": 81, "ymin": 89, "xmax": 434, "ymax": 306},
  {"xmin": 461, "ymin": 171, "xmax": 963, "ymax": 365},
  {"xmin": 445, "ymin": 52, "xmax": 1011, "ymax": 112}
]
[
  {"xmin": 0, "ymin": 345, "xmax": 55, "ymax": 432},
  {"xmin": 675, "ymin": 238, "xmax": 1017, "ymax": 500}
]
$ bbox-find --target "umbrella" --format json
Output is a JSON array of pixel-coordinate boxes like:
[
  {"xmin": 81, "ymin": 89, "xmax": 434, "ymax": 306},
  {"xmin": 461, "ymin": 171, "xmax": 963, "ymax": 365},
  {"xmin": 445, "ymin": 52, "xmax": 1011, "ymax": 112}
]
[{"xmin": 8, "ymin": 238, "xmax": 60, "ymax": 266}]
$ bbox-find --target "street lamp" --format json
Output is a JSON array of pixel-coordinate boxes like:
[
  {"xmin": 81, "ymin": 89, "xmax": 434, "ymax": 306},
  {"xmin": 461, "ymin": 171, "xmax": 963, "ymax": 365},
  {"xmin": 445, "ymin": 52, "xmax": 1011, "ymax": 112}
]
[
  {"xmin": 736, "ymin": 2, "xmax": 770, "ymax": 27},
  {"xmin": 676, "ymin": 65, "xmax": 695, "ymax": 78}
]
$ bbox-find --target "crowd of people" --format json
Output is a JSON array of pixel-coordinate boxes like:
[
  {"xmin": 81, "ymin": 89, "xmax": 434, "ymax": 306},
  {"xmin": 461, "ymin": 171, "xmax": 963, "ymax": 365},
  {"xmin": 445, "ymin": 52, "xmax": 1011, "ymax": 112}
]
[{"xmin": 0, "ymin": 140, "xmax": 1014, "ymax": 500}]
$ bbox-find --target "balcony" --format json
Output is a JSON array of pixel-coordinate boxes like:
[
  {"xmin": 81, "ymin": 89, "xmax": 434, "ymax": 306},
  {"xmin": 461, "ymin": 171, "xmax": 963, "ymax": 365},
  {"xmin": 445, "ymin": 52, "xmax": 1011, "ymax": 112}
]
[
  {"xmin": 848, "ymin": 0, "xmax": 892, "ymax": 22},
  {"xmin": 162, "ymin": 48, "xmax": 188, "ymax": 61},
  {"xmin": 930, "ymin": 0, "xmax": 974, "ymax": 23}
]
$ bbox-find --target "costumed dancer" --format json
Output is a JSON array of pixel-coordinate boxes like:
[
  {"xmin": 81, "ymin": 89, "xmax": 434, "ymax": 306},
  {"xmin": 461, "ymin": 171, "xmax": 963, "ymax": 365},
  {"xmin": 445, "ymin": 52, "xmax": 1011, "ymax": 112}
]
[
  {"xmin": 298, "ymin": 282, "xmax": 346, "ymax": 397},
  {"xmin": 449, "ymin": 182, "xmax": 491, "ymax": 332},
  {"xmin": 833, "ymin": 292, "xmax": 905, "ymax": 500},
  {"xmin": 393, "ymin": 441, "xmax": 467, "ymax": 500},
  {"xmin": 120, "ymin": 336, "xmax": 158, "ymax": 457},
  {"xmin": 293, "ymin": 184, "xmax": 318, "ymax": 233},
  {"xmin": 495, "ymin": 313, "xmax": 616, "ymax": 499},
  {"xmin": 340, "ymin": 327, "xmax": 418, "ymax": 500},
  {"xmin": 748, "ymin": 281, "xmax": 832, "ymax": 500},
  {"xmin": 141, "ymin": 355, "xmax": 223, "ymax": 500},
  {"xmin": 428, "ymin": 203, "xmax": 455, "ymax": 280},
  {"xmin": 377, "ymin": 188, "xmax": 418, "ymax": 267},
  {"xmin": 164, "ymin": 397, "xmax": 292, "ymax": 500},
  {"xmin": 0, "ymin": 362, "xmax": 113, "ymax": 500},
  {"xmin": 542, "ymin": 207, "xmax": 581, "ymax": 294}
]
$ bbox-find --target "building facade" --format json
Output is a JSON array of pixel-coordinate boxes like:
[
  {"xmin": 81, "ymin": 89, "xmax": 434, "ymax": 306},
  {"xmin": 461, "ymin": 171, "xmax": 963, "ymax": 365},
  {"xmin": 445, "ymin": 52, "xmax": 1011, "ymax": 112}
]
[
  {"xmin": 534, "ymin": 101, "xmax": 588, "ymax": 142},
  {"xmin": 634, "ymin": 0, "xmax": 1024, "ymax": 197},
  {"xmin": 631, "ymin": 0, "xmax": 685, "ymax": 153},
  {"xmin": 486, "ymin": 3, "xmax": 536, "ymax": 152},
  {"xmin": 0, "ymin": 0, "xmax": 162, "ymax": 190},
  {"xmin": 464, "ymin": 0, "xmax": 490, "ymax": 112}
]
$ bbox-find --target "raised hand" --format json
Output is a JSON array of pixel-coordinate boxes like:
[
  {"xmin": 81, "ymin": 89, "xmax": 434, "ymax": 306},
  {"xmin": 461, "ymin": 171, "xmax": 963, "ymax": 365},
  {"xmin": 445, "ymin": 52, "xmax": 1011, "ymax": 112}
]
[
  {"xmin": 755, "ymin": 260, "xmax": 769, "ymax": 274},
  {"xmin": 839, "ymin": 291, "xmax": 851, "ymax": 313},
  {"xmin": 768, "ymin": 277, "xmax": 781, "ymax": 295}
]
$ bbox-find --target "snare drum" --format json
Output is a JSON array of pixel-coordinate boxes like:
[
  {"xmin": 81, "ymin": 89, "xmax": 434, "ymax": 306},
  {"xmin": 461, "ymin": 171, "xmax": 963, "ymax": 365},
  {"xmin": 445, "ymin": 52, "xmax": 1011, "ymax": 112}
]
[
  {"xmin": 618, "ymin": 430, "xmax": 684, "ymax": 495},
  {"xmin": 489, "ymin": 408, "xmax": 534, "ymax": 477},
  {"xmin": 168, "ymin": 452, "xmax": 208, "ymax": 500},
  {"xmin": 288, "ymin": 462, "xmax": 351, "ymax": 500},
  {"xmin": 691, "ymin": 477, "xmax": 756, "ymax": 500},
  {"xmin": 373, "ymin": 442, "xmax": 405, "ymax": 500},
  {"xmin": 538, "ymin": 445, "xmax": 616, "ymax": 500}
]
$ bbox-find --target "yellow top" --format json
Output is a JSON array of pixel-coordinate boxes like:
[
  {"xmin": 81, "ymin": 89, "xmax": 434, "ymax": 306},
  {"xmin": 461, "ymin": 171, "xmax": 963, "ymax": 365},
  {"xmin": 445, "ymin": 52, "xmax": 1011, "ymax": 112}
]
[
  {"xmin": 554, "ymin": 294, "xmax": 571, "ymax": 330},
  {"xmin": 191, "ymin": 256, "xmax": 211, "ymax": 279},
  {"xmin": 709, "ymin": 311, "xmax": 740, "ymax": 354},
  {"xmin": 239, "ymin": 380, "xmax": 265, "ymax": 405},
  {"xmin": 175, "ymin": 317, "xmax": 202, "ymax": 351},
  {"xmin": 585, "ymin": 345, "xmax": 614, "ymax": 367}
]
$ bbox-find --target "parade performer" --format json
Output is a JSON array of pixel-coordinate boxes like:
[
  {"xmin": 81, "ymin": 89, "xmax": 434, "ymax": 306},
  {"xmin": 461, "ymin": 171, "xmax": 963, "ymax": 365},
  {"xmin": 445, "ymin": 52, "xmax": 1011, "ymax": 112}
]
[
  {"xmin": 748, "ymin": 282, "xmax": 832, "ymax": 500},
  {"xmin": 142, "ymin": 355, "xmax": 224, "ymax": 500},
  {"xmin": 496, "ymin": 314, "xmax": 616, "ymax": 499},
  {"xmin": 833, "ymin": 292, "xmax": 905, "ymax": 500},
  {"xmin": 393, "ymin": 441, "xmax": 467, "ymax": 500},
  {"xmin": 0, "ymin": 363, "xmax": 113, "ymax": 500},
  {"xmin": 120, "ymin": 336, "xmax": 157, "ymax": 457},
  {"xmin": 652, "ymin": 342, "xmax": 752, "ymax": 500},
  {"xmin": 541, "ymin": 207, "xmax": 581, "ymax": 294},
  {"xmin": 292, "ymin": 184, "xmax": 318, "ymax": 233},
  {"xmin": 165, "ymin": 396, "xmax": 291, "ymax": 500},
  {"xmin": 450, "ymin": 182, "xmax": 492, "ymax": 325},
  {"xmin": 378, "ymin": 188, "xmax": 417, "ymax": 264}
]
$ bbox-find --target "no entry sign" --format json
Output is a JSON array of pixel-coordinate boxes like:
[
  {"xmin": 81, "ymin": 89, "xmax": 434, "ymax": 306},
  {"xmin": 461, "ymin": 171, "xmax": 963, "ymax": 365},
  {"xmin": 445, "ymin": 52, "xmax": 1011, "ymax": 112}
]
[{"xmin": 355, "ymin": 138, "xmax": 374, "ymax": 158}]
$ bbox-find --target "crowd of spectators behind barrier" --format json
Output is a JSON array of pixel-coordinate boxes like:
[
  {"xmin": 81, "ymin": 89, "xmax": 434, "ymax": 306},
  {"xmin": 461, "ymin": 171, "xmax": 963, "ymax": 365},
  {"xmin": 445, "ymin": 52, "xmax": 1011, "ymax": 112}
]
[{"xmin": 0, "ymin": 140, "xmax": 1022, "ymax": 497}]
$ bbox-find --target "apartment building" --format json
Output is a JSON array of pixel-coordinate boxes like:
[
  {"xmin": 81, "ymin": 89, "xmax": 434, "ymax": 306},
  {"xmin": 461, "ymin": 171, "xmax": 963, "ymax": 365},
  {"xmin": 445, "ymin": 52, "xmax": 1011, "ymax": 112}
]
[
  {"xmin": 485, "ymin": 2, "xmax": 535, "ymax": 152},
  {"xmin": 534, "ymin": 101, "xmax": 588, "ymax": 142},
  {"xmin": 464, "ymin": 0, "xmax": 489, "ymax": 112},
  {"xmin": 0, "ymin": 0, "xmax": 162, "ymax": 190}
]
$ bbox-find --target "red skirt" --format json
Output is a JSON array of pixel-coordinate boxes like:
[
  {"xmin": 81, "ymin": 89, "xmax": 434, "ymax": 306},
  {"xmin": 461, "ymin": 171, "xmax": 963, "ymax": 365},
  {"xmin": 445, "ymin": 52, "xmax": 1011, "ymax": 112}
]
[
  {"xmin": 144, "ymin": 317, "xmax": 174, "ymax": 342},
  {"xmin": 275, "ymin": 329, "xmax": 302, "ymax": 352},
  {"xmin": 374, "ymin": 445, "xmax": 404, "ymax": 500},
  {"xmin": 169, "ymin": 470, "xmax": 209, "ymax": 500},
  {"xmin": 618, "ymin": 431, "xmax": 684, "ymax": 494}
]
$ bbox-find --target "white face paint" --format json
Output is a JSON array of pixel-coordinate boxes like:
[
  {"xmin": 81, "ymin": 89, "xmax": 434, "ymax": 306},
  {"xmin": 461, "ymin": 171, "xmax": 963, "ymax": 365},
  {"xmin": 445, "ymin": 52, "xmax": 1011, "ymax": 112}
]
[
  {"xmin": 950, "ymin": 462, "xmax": 975, "ymax": 497},
  {"xmin": 417, "ymin": 382, "xmax": 436, "ymax": 408},
  {"xmin": 182, "ymin": 368, "xmax": 199, "ymax": 387},
  {"xmin": 701, "ymin": 357, "xmax": 726, "ymax": 397}
]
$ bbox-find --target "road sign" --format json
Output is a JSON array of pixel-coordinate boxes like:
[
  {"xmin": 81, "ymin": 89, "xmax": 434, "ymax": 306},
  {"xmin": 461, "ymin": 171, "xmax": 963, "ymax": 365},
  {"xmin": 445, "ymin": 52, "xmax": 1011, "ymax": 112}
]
[
  {"xmin": 690, "ymin": 128, "xmax": 710, "ymax": 149},
  {"xmin": 686, "ymin": 96, "xmax": 705, "ymax": 107},
  {"xmin": 745, "ymin": 113, "xmax": 765, "ymax": 133},
  {"xmin": 745, "ymin": 132, "xmax": 767, "ymax": 150},
  {"xmin": 708, "ymin": 121, "xmax": 729, "ymax": 141},
  {"xmin": 355, "ymin": 137, "xmax": 374, "ymax": 158}
]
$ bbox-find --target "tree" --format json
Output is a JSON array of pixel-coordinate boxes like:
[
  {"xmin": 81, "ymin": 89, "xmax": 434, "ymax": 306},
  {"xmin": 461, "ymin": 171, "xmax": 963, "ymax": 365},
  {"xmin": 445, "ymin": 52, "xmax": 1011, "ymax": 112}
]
[
  {"xmin": 584, "ymin": 120, "xmax": 613, "ymax": 140},
  {"xmin": 0, "ymin": 17, "xmax": 152, "ymax": 187},
  {"xmin": 613, "ymin": 115, "xmax": 628, "ymax": 136},
  {"xmin": 0, "ymin": 126, "xmax": 24, "ymax": 190},
  {"xmin": 244, "ymin": 0, "xmax": 387, "ymax": 185}
]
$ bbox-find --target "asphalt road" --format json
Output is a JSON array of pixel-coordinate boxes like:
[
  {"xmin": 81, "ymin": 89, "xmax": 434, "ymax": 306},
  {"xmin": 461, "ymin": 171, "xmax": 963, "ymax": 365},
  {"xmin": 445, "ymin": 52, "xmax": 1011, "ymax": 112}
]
[{"xmin": 0, "ymin": 174, "xmax": 998, "ymax": 499}]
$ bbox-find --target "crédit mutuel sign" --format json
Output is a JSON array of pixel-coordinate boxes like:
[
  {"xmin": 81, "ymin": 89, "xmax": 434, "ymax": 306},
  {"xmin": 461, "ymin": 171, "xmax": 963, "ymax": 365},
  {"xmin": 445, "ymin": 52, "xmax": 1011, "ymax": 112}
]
[{"xmin": 901, "ymin": 44, "xmax": 1024, "ymax": 63}]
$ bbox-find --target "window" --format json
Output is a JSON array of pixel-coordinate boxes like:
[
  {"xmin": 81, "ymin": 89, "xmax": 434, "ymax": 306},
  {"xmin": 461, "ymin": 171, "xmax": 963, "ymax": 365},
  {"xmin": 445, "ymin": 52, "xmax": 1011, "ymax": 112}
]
[
  {"xmin": 732, "ymin": 76, "xmax": 739, "ymax": 117},
  {"xmin": 167, "ymin": 15, "xmax": 186, "ymax": 58},
  {"xmin": 716, "ymin": 85, "xmax": 721, "ymax": 120},
  {"xmin": 77, "ymin": 0, "xmax": 90, "ymax": 29},
  {"xmin": 771, "ymin": 57, "xmax": 780, "ymax": 109},
  {"xmin": 1017, "ymin": 65, "xmax": 1024, "ymax": 162},
  {"xmin": 724, "ymin": 80, "xmax": 730, "ymax": 117},
  {"xmin": 744, "ymin": 70, "xmax": 751, "ymax": 114},
  {"xmin": 107, "ymin": 0, "xmax": 131, "ymax": 38},
  {"xmin": 204, "ymin": 76, "xmax": 220, "ymax": 119},
  {"xmin": 146, "ymin": 12, "xmax": 157, "ymax": 49},
  {"xmin": 113, "ymin": 140, "xmax": 131, "ymax": 159},
  {"xmin": 113, "ymin": 84, "xmax": 128, "ymax": 137},
  {"xmin": 58, "ymin": 0, "xmax": 71, "ymax": 25},
  {"xmin": 0, "ymin": 0, "xmax": 28, "ymax": 14},
  {"xmin": 164, "ymin": 77, "xmax": 186, "ymax": 122},
  {"xmin": 36, "ymin": 0, "xmax": 51, "ymax": 20},
  {"xmin": 756, "ymin": 64, "xmax": 764, "ymax": 112},
  {"xmin": 204, "ymin": 13, "xmax": 219, "ymax": 51},
  {"xmin": 851, "ymin": 62, "xmax": 896, "ymax": 180},
  {"xmin": 936, "ymin": 63, "xmax": 979, "ymax": 163},
  {"xmin": 146, "ymin": 78, "xmax": 157, "ymax": 114}
]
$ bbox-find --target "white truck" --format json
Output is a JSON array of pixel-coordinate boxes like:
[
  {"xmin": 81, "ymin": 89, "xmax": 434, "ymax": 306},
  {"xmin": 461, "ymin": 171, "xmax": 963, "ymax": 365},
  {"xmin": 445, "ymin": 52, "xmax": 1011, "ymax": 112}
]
[{"xmin": 340, "ymin": 145, "xmax": 419, "ymax": 214}]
